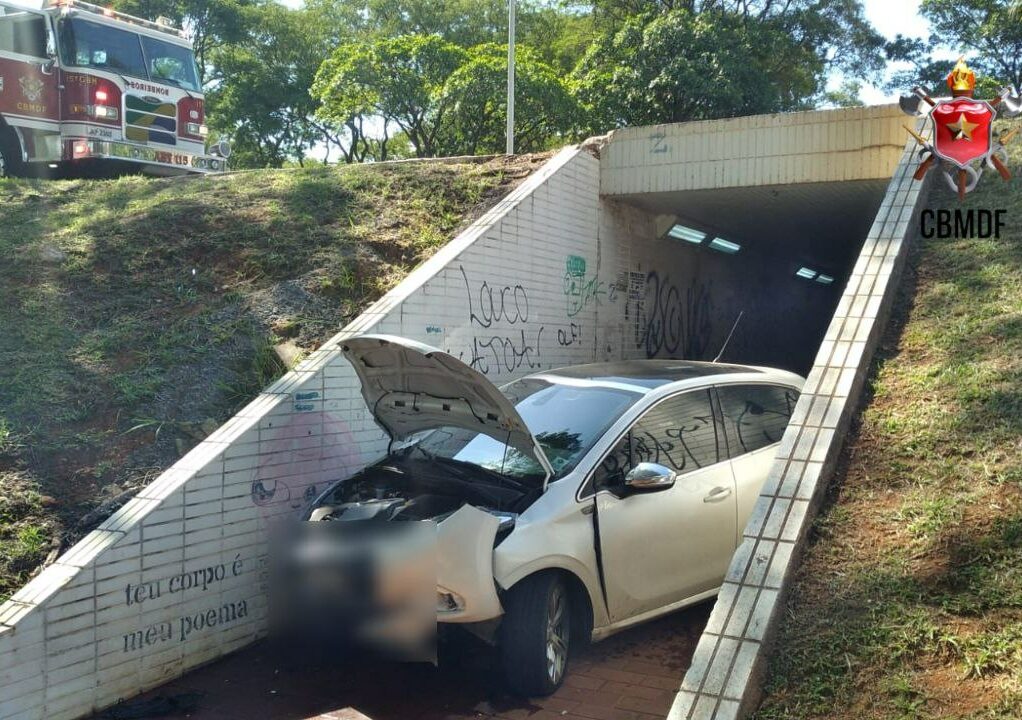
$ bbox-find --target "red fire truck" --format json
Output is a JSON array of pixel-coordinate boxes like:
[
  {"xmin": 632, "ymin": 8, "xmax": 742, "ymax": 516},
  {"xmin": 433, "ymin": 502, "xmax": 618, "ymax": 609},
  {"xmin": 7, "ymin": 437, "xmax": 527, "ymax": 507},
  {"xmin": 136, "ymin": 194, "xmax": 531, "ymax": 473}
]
[{"xmin": 0, "ymin": 0, "xmax": 228, "ymax": 177}]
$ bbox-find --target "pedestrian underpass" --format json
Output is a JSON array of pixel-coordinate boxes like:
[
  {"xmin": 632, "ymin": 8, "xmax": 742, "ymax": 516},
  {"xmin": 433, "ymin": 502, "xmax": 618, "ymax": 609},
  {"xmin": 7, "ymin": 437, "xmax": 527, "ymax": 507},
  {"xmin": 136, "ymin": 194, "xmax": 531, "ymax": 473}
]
[
  {"xmin": 0, "ymin": 104, "xmax": 925, "ymax": 720},
  {"xmin": 611, "ymin": 178, "xmax": 889, "ymax": 374}
]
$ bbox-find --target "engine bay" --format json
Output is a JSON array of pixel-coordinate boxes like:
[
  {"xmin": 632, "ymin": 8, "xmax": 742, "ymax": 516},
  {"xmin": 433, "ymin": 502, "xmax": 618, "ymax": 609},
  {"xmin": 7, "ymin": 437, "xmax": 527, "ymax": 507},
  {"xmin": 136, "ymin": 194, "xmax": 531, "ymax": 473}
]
[{"xmin": 308, "ymin": 454, "xmax": 537, "ymax": 523}]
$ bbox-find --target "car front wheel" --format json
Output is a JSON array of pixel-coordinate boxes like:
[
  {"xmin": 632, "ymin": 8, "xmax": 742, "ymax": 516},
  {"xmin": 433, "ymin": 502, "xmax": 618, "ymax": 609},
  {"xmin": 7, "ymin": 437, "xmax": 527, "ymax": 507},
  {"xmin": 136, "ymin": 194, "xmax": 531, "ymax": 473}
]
[{"xmin": 499, "ymin": 572, "xmax": 571, "ymax": 696}]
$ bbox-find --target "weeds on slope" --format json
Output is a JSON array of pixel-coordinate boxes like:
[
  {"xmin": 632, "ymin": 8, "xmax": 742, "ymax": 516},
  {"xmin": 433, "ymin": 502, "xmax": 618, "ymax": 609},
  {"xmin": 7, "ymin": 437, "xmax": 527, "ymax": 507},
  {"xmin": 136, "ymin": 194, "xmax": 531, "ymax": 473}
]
[{"xmin": 0, "ymin": 155, "xmax": 545, "ymax": 601}]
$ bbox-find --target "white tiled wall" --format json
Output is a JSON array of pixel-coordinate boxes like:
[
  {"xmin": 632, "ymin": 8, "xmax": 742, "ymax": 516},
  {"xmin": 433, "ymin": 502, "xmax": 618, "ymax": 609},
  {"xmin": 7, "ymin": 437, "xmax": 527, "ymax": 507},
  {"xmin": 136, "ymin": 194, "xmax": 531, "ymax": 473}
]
[{"xmin": 602, "ymin": 105, "xmax": 908, "ymax": 195}]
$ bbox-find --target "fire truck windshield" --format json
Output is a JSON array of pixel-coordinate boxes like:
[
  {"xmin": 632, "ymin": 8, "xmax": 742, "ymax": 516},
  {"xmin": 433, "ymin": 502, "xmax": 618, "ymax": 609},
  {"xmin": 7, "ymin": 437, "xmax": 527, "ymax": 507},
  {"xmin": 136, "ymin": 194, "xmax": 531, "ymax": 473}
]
[{"xmin": 58, "ymin": 16, "xmax": 201, "ymax": 92}]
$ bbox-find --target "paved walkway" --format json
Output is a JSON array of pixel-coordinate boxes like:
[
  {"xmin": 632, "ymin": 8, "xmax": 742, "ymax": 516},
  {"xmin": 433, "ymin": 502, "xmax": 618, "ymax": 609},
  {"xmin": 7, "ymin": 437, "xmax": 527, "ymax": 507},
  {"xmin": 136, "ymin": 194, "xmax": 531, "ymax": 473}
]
[{"xmin": 97, "ymin": 603, "xmax": 710, "ymax": 720}]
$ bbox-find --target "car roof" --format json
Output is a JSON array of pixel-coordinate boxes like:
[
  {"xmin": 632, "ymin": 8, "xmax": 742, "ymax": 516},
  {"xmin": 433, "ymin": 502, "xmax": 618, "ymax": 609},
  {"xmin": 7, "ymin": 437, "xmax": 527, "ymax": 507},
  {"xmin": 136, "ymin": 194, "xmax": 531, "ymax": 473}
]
[{"xmin": 527, "ymin": 359, "xmax": 803, "ymax": 393}]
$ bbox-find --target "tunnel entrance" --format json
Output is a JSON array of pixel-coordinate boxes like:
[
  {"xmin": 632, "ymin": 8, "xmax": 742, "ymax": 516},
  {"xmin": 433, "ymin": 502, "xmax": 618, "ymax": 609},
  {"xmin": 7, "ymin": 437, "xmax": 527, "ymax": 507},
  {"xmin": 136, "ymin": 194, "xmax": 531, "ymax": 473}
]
[{"xmin": 614, "ymin": 179, "xmax": 889, "ymax": 375}]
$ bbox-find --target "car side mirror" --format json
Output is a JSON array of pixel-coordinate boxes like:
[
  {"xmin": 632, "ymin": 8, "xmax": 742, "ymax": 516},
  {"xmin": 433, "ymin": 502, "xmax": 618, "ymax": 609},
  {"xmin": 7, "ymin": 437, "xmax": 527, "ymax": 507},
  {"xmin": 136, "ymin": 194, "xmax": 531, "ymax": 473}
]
[{"xmin": 624, "ymin": 463, "xmax": 676, "ymax": 493}]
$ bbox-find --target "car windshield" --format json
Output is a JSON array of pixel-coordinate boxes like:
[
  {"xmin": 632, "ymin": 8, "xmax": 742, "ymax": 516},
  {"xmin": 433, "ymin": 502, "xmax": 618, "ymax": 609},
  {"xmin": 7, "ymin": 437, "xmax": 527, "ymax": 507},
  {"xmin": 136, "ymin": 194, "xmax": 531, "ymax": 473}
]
[
  {"xmin": 405, "ymin": 379, "xmax": 640, "ymax": 482},
  {"xmin": 59, "ymin": 18, "xmax": 200, "ymax": 92}
]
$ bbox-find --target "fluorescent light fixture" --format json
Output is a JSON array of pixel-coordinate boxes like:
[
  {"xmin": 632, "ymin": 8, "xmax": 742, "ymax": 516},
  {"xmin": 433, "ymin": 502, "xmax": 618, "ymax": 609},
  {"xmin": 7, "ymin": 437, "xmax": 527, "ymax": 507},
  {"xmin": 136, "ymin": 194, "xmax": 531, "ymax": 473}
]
[
  {"xmin": 816, "ymin": 274, "xmax": 834, "ymax": 284},
  {"xmin": 708, "ymin": 237, "xmax": 741, "ymax": 254},
  {"xmin": 667, "ymin": 224, "xmax": 705, "ymax": 244},
  {"xmin": 795, "ymin": 267, "xmax": 817, "ymax": 279}
]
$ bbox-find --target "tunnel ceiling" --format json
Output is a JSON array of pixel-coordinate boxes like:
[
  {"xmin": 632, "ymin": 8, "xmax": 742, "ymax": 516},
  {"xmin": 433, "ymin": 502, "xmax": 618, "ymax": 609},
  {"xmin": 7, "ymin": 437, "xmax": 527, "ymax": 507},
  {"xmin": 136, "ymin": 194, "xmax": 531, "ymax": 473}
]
[{"xmin": 611, "ymin": 179, "xmax": 889, "ymax": 269}]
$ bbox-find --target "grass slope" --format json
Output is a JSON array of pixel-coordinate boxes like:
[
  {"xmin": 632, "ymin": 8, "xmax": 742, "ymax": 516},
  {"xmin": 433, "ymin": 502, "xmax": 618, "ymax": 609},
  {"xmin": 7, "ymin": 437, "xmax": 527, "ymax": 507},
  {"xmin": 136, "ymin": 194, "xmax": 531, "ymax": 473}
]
[
  {"xmin": 757, "ymin": 134, "xmax": 1022, "ymax": 717},
  {"xmin": 0, "ymin": 154, "xmax": 548, "ymax": 602}
]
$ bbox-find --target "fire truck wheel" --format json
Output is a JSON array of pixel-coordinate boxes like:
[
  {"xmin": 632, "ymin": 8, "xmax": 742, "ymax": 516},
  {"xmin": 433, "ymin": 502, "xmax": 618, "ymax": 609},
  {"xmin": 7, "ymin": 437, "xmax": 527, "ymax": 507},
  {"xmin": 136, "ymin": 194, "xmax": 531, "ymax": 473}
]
[{"xmin": 0, "ymin": 131, "xmax": 22, "ymax": 179}]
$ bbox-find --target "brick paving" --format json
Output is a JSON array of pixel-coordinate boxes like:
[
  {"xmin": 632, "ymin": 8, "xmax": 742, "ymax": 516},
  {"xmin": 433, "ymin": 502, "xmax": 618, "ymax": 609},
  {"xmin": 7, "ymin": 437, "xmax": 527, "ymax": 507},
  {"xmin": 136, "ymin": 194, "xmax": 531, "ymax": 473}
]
[{"xmin": 95, "ymin": 603, "xmax": 710, "ymax": 720}]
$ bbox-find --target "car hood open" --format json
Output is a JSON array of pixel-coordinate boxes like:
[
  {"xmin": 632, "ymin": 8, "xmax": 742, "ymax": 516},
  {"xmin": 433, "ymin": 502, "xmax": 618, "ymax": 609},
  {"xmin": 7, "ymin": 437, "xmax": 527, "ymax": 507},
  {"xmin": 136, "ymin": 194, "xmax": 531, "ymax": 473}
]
[{"xmin": 340, "ymin": 335, "xmax": 554, "ymax": 488}]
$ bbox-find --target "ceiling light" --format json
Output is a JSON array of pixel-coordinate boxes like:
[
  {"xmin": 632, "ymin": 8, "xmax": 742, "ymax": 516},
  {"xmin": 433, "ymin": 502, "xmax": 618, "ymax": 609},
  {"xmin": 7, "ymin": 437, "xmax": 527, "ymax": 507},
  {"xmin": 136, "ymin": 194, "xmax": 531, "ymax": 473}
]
[
  {"xmin": 796, "ymin": 267, "xmax": 817, "ymax": 279},
  {"xmin": 708, "ymin": 237, "xmax": 741, "ymax": 254},
  {"xmin": 667, "ymin": 224, "xmax": 705, "ymax": 244},
  {"xmin": 816, "ymin": 274, "xmax": 834, "ymax": 284}
]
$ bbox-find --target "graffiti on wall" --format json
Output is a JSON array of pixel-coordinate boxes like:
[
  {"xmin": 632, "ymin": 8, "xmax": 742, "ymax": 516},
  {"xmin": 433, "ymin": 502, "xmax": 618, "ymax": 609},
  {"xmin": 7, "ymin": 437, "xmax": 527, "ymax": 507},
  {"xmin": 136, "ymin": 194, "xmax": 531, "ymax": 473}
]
[
  {"xmin": 461, "ymin": 265, "xmax": 530, "ymax": 328},
  {"xmin": 557, "ymin": 322, "xmax": 583, "ymax": 347},
  {"xmin": 563, "ymin": 255, "xmax": 607, "ymax": 318},
  {"xmin": 121, "ymin": 555, "xmax": 250, "ymax": 652},
  {"xmin": 250, "ymin": 402, "xmax": 363, "ymax": 515},
  {"xmin": 457, "ymin": 264, "xmax": 546, "ymax": 375},
  {"xmin": 627, "ymin": 271, "xmax": 714, "ymax": 359}
]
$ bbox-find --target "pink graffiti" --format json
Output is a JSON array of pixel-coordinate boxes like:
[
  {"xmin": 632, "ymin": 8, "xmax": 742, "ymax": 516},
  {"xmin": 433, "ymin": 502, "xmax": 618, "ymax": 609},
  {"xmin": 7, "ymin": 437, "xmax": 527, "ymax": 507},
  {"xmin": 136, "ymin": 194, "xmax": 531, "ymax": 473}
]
[{"xmin": 251, "ymin": 409, "xmax": 363, "ymax": 519}]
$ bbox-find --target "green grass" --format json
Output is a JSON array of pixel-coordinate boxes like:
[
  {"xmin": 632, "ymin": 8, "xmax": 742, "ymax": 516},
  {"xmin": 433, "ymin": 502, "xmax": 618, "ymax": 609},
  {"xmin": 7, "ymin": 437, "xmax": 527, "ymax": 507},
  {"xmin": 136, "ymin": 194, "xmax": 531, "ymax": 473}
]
[
  {"xmin": 0, "ymin": 155, "xmax": 545, "ymax": 602},
  {"xmin": 756, "ymin": 131, "xmax": 1022, "ymax": 718}
]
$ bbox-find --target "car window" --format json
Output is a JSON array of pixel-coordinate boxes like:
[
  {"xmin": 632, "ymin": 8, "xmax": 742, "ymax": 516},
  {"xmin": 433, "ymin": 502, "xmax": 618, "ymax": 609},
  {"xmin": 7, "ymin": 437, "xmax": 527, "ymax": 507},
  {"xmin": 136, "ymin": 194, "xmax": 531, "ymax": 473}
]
[
  {"xmin": 410, "ymin": 379, "xmax": 640, "ymax": 481},
  {"xmin": 0, "ymin": 8, "xmax": 48, "ymax": 58},
  {"xmin": 716, "ymin": 384, "xmax": 799, "ymax": 457},
  {"xmin": 592, "ymin": 390, "xmax": 719, "ymax": 493}
]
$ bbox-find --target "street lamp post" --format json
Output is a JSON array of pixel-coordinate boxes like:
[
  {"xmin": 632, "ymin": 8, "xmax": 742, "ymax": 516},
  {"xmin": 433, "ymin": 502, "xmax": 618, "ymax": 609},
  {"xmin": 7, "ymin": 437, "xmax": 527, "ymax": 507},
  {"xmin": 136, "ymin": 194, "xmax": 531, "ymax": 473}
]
[{"xmin": 506, "ymin": 0, "xmax": 516, "ymax": 155}]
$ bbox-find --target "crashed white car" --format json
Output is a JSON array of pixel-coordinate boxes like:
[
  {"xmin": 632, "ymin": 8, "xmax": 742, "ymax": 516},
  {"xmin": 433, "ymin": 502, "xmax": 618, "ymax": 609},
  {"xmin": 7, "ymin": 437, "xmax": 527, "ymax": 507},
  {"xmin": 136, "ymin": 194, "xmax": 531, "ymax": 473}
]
[{"xmin": 307, "ymin": 335, "xmax": 803, "ymax": 695}]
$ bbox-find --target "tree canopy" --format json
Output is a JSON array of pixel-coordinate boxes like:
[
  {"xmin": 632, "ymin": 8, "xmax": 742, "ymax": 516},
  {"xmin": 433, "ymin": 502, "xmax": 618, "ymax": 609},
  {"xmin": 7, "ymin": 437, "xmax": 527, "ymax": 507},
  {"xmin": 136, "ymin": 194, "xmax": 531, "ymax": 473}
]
[{"xmin": 110, "ymin": 0, "xmax": 1019, "ymax": 168}]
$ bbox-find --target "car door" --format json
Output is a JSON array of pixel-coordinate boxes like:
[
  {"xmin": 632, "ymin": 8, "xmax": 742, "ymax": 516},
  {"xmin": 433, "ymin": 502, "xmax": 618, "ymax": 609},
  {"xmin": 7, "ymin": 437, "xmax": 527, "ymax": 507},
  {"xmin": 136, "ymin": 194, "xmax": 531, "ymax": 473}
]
[
  {"xmin": 715, "ymin": 383, "xmax": 800, "ymax": 541},
  {"xmin": 0, "ymin": 4, "xmax": 59, "ymax": 130},
  {"xmin": 592, "ymin": 389, "xmax": 737, "ymax": 623}
]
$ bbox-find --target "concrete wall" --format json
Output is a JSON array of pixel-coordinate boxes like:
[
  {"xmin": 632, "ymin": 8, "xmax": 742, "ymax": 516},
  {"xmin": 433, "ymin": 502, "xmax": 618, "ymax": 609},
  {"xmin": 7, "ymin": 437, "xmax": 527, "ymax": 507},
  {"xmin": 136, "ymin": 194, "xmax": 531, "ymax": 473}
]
[{"xmin": 602, "ymin": 104, "xmax": 908, "ymax": 196}]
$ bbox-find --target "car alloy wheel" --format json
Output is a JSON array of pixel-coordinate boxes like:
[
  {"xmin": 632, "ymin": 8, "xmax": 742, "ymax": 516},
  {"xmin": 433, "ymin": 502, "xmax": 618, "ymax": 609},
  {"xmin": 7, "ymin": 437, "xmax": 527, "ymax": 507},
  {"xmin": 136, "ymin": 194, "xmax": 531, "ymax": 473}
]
[
  {"xmin": 499, "ymin": 572, "xmax": 574, "ymax": 696},
  {"xmin": 545, "ymin": 582, "xmax": 569, "ymax": 685}
]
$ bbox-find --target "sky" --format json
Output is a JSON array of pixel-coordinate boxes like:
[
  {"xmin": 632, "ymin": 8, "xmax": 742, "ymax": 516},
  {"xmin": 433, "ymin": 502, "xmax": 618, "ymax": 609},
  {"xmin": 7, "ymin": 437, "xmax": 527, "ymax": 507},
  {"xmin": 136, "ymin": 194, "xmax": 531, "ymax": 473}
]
[{"xmin": 847, "ymin": 0, "xmax": 934, "ymax": 104}]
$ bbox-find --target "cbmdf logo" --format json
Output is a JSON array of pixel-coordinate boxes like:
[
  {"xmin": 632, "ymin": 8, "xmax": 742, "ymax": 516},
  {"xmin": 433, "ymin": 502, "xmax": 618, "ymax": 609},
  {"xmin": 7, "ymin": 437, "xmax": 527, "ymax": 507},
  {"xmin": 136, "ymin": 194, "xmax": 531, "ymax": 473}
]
[{"xmin": 901, "ymin": 58, "xmax": 1021, "ymax": 200}]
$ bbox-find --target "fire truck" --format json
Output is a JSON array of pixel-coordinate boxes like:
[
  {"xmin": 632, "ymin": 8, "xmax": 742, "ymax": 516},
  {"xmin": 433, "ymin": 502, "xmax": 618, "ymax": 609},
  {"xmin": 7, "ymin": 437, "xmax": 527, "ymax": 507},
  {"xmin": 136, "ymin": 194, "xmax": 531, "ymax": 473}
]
[{"xmin": 0, "ymin": 0, "xmax": 228, "ymax": 177}]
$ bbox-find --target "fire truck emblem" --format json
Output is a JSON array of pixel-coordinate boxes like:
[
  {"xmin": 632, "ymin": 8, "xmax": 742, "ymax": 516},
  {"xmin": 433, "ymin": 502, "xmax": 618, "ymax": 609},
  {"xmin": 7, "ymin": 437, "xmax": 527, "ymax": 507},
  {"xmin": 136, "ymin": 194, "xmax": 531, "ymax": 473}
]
[
  {"xmin": 18, "ymin": 76, "xmax": 44, "ymax": 104},
  {"xmin": 900, "ymin": 57, "xmax": 1021, "ymax": 199}
]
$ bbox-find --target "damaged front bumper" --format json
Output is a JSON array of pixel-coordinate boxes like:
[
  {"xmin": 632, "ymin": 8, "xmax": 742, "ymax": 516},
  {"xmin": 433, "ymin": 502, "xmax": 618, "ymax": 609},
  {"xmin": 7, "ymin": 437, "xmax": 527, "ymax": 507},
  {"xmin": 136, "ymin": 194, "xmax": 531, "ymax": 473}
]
[{"xmin": 435, "ymin": 505, "xmax": 505, "ymax": 623}]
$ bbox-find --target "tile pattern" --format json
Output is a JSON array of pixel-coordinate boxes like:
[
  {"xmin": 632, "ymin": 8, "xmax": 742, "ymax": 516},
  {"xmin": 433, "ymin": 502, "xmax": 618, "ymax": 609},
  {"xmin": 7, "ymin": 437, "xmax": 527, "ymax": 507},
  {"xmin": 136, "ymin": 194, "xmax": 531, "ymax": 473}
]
[
  {"xmin": 668, "ymin": 133, "xmax": 933, "ymax": 720},
  {"xmin": 602, "ymin": 105, "xmax": 909, "ymax": 196}
]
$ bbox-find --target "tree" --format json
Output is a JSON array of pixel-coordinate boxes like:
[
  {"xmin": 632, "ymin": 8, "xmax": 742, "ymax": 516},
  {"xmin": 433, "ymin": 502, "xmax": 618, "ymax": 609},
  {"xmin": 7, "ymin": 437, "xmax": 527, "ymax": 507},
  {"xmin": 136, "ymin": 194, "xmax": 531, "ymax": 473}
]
[
  {"xmin": 575, "ymin": 0, "xmax": 884, "ymax": 130},
  {"xmin": 206, "ymin": 4, "xmax": 331, "ymax": 167},
  {"xmin": 572, "ymin": 9, "xmax": 825, "ymax": 132},
  {"xmin": 439, "ymin": 44, "xmax": 579, "ymax": 155},
  {"xmin": 919, "ymin": 0, "xmax": 1022, "ymax": 90},
  {"xmin": 823, "ymin": 80, "xmax": 865, "ymax": 108},
  {"xmin": 516, "ymin": 2, "xmax": 596, "ymax": 76},
  {"xmin": 313, "ymin": 35, "xmax": 468, "ymax": 158}
]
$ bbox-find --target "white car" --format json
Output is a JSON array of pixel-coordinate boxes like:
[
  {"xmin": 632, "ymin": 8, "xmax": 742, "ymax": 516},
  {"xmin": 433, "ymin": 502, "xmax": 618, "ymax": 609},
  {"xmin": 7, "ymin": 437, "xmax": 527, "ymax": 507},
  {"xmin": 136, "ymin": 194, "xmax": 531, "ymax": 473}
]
[{"xmin": 307, "ymin": 335, "xmax": 803, "ymax": 695}]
